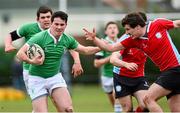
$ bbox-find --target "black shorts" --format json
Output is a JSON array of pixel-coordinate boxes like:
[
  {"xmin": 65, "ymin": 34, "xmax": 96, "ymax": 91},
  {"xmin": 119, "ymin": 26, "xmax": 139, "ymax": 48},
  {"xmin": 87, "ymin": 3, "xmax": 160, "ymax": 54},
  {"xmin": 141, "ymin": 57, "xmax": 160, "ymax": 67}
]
[
  {"xmin": 113, "ymin": 73, "xmax": 149, "ymax": 98},
  {"xmin": 155, "ymin": 66, "xmax": 180, "ymax": 99}
]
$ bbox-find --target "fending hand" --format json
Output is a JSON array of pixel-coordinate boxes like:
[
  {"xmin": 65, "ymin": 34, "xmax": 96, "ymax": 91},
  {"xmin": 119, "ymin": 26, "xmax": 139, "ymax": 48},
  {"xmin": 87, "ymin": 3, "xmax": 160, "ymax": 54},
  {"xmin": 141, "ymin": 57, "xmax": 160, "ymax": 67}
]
[
  {"xmin": 83, "ymin": 28, "xmax": 96, "ymax": 41},
  {"xmin": 125, "ymin": 62, "xmax": 138, "ymax": 71}
]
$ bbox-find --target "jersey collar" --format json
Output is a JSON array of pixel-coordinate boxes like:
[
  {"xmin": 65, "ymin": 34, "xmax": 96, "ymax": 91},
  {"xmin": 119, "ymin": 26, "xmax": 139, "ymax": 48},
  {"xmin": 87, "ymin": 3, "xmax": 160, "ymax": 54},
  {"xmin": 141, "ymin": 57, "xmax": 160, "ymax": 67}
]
[
  {"xmin": 37, "ymin": 22, "xmax": 44, "ymax": 31},
  {"xmin": 48, "ymin": 29, "xmax": 62, "ymax": 44},
  {"xmin": 146, "ymin": 21, "xmax": 152, "ymax": 33},
  {"xmin": 139, "ymin": 21, "xmax": 151, "ymax": 40}
]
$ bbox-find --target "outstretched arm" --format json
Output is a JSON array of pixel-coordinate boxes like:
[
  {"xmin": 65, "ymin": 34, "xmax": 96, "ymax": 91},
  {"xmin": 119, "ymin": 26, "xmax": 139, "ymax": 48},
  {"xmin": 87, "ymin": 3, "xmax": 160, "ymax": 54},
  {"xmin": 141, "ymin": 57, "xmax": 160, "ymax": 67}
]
[
  {"xmin": 94, "ymin": 56, "xmax": 110, "ymax": 68},
  {"xmin": 83, "ymin": 28, "xmax": 125, "ymax": 52},
  {"xmin": 110, "ymin": 51, "xmax": 138, "ymax": 71},
  {"xmin": 69, "ymin": 50, "xmax": 84, "ymax": 77},
  {"xmin": 74, "ymin": 44, "xmax": 101, "ymax": 55},
  {"xmin": 5, "ymin": 34, "xmax": 17, "ymax": 52},
  {"xmin": 5, "ymin": 30, "xmax": 22, "ymax": 52}
]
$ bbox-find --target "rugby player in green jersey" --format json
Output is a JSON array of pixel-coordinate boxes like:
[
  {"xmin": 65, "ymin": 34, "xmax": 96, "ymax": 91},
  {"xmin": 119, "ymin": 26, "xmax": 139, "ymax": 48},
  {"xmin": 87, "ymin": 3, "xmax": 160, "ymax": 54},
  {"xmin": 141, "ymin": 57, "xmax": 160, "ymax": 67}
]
[
  {"xmin": 94, "ymin": 21, "xmax": 121, "ymax": 113},
  {"xmin": 4, "ymin": 6, "xmax": 83, "ymax": 91},
  {"xmin": 16, "ymin": 11, "xmax": 100, "ymax": 112}
]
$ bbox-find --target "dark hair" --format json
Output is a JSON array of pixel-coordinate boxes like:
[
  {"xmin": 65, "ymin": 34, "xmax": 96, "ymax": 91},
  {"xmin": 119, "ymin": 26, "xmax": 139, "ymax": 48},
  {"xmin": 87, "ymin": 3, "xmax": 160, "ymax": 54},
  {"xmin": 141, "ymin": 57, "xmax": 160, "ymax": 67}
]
[
  {"xmin": 36, "ymin": 6, "xmax": 53, "ymax": 18},
  {"xmin": 122, "ymin": 12, "xmax": 146, "ymax": 28},
  {"xmin": 138, "ymin": 11, "xmax": 147, "ymax": 22},
  {"xmin": 51, "ymin": 11, "xmax": 68, "ymax": 23},
  {"xmin": 105, "ymin": 21, "xmax": 119, "ymax": 30}
]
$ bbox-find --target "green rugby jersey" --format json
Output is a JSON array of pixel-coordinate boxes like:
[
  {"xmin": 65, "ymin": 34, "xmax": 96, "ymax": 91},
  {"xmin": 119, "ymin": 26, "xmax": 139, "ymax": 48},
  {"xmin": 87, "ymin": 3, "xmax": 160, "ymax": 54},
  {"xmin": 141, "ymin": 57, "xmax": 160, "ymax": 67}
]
[
  {"xmin": 95, "ymin": 37, "xmax": 117, "ymax": 77},
  {"xmin": 17, "ymin": 23, "xmax": 42, "ymax": 70},
  {"xmin": 27, "ymin": 29, "xmax": 78, "ymax": 78}
]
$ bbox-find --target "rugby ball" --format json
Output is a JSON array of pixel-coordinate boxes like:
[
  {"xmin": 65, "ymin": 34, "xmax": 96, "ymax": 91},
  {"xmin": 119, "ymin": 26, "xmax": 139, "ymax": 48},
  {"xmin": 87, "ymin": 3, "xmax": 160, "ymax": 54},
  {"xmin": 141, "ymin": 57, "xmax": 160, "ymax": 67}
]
[{"xmin": 26, "ymin": 44, "xmax": 45, "ymax": 59}]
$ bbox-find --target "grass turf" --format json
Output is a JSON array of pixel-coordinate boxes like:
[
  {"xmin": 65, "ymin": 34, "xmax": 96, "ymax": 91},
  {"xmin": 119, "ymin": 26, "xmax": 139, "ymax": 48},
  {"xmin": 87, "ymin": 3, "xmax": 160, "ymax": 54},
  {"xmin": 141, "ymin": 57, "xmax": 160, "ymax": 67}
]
[{"xmin": 0, "ymin": 84, "xmax": 170, "ymax": 112}]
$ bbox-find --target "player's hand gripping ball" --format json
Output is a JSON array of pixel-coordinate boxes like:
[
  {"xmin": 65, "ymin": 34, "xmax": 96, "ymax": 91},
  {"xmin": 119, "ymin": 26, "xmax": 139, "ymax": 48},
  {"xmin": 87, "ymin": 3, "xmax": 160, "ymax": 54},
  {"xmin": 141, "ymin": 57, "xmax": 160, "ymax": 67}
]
[{"xmin": 27, "ymin": 44, "xmax": 45, "ymax": 59}]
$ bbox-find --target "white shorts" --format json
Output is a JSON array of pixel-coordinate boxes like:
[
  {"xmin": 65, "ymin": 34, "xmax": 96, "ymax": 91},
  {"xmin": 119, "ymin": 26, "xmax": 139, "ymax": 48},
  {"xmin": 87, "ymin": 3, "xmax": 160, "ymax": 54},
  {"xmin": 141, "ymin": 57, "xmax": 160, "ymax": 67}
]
[
  {"xmin": 27, "ymin": 73, "xmax": 67, "ymax": 100},
  {"xmin": 101, "ymin": 76, "xmax": 114, "ymax": 93},
  {"xmin": 23, "ymin": 69, "xmax": 29, "ymax": 90}
]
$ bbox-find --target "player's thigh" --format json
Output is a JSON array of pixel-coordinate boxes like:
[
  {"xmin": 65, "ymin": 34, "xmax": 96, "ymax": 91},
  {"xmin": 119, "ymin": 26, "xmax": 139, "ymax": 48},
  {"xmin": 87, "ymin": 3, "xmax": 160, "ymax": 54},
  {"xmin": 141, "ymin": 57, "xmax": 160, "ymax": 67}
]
[
  {"xmin": 168, "ymin": 94, "xmax": 180, "ymax": 112},
  {"xmin": 146, "ymin": 83, "xmax": 171, "ymax": 100},
  {"xmin": 118, "ymin": 95, "xmax": 132, "ymax": 111},
  {"xmin": 51, "ymin": 87, "xmax": 73, "ymax": 110},
  {"xmin": 133, "ymin": 79, "xmax": 149, "ymax": 107},
  {"xmin": 101, "ymin": 76, "xmax": 113, "ymax": 93},
  {"xmin": 28, "ymin": 75, "xmax": 48, "ymax": 100},
  {"xmin": 32, "ymin": 96, "xmax": 48, "ymax": 112},
  {"xmin": 134, "ymin": 90, "xmax": 147, "ymax": 107}
]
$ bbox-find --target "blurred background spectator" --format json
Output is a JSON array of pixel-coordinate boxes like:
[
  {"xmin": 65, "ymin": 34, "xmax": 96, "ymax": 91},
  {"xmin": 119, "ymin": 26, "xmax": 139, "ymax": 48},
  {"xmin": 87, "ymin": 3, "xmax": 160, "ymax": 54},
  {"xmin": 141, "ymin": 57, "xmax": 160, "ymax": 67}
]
[{"xmin": 11, "ymin": 57, "xmax": 26, "ymax": 92}]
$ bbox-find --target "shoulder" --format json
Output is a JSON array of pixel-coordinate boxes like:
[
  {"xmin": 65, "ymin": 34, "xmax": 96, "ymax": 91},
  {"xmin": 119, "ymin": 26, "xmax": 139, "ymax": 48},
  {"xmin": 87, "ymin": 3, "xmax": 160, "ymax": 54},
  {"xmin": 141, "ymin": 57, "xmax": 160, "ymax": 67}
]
[
  {"xmin": 34, "ymin": 30, "xmax": 47, "ymax": 37},
  {"xmin": 151, "ymin": 18, "xmax": 174, "ymax": 29},
  {"xmin": 18, "ymin": 22, "xmax": 38, "ymax": 31},
  {"xmin": 20, "ymin": 22, "xmax": 37, "ymax": 28},
  {"xmin": 63, "ymin": 33, "xmax": 74, "ymax": 39},
  {"xmin": 117, "ymin": 34, "xmax": 131, "ymax": 42},
  {"xmin": 62, "ymin": 33, "xmax": 76, "ymax": 42},
  {"xmin": 153, "ymin": 18, "xmax": 170, "ymax": 22},
  {"xmin": 27, "ymin": 31, "xmax": 47, "ymax": 43},
  {"xmin": 152, "ymin": 18, "xmax": 173, "ymax": 25}
]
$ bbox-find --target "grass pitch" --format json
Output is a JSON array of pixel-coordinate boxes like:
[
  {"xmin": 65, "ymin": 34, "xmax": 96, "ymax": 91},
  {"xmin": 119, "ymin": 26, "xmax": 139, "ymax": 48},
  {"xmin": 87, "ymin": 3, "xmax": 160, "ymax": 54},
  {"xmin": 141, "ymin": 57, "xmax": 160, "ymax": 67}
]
[{"xmin": 0, "ymin": 84, "xmax": 170, "ymax": 112}]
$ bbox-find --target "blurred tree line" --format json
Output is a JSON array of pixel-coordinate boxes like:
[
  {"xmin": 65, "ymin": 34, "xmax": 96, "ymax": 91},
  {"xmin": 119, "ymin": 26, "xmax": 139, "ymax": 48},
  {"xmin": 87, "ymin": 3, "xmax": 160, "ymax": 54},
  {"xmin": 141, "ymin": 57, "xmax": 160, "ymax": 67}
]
[{"xmin": 0, "ymin": 48, "xmax": 16, "ymax": 85}]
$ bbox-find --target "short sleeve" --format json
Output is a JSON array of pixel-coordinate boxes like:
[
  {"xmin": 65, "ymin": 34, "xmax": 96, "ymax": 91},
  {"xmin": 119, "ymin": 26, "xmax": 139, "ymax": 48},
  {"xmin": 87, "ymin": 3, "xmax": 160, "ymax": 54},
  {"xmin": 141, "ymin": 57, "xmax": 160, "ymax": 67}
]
[
  {"xmin": 67, "ymin": 35, "xmax": 79, "ymax": 49},
  {"xmin": 17, "ymin": 24, "xmax": 30, "ymax": 37},
  {"xmin": 26, "ymin": 32, "xmax": 42, "ymax": 46},
  {"xmin": 153, "ymin": 18, "xmax": 174, "ymax": 30}
]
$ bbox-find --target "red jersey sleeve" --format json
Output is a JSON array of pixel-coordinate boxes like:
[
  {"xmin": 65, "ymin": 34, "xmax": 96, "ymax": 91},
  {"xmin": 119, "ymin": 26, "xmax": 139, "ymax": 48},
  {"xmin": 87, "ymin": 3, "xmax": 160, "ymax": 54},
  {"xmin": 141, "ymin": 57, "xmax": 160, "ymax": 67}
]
[{"xmin": 153, "ymin": 18, "xmax": 174, "ymax": 30}]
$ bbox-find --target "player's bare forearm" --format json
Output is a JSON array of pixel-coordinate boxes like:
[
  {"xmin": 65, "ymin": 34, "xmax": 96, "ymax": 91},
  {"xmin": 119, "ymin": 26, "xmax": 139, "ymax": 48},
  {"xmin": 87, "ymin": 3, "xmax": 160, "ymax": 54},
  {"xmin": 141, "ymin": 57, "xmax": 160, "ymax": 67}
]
[
  {"xmin": 83, "ymin": 46, "xmax": 101, "ymax": 55},
  {"xmin": 75, "ymin": 43, "xmax": 101, "ymax": 55},
  {"xmin": 5, "ymin": 34, "xmax": 13, "ymax": 46},
  {"xmin": 70, "ymin": 50, "xmax": 84, "ymax": 77},
  {"xmin": 110, "ymin": 52, "xmax": 125, "ymax": 67},
  {"xmin": 69, "ymin": 50, "xmax": 81, "ymax": 64},
  {"xmin": 4, "ymin": 34, "xmax": 16, "ymax": 52},
  {"xmin": 16, "ymin": 49, "xmax": 31, "ymax": 64},
  {"xmin": 16, "ymin": 44, "xmax": 34, "ymax": 64},
  {"xmin": 94, "ymin": 56, "xmax": 110, "ymax": 68},
  {"xmin": 110, "ymin": 56, "xmax": 125, "ymax": 67},
  {"xmin": 116, "ymin": 60, "xmax": 128, "ymax": 68},
  {"xmin": 17, "ymin": 50, "xmax": 43, "ymax": 65},
  {"xmin": 93, "ymin": 37, "xmax": 118, "ymax": 52},
  {"xmin": 111, "ymin": 57, "xmax": 138, "ymax": 71}
]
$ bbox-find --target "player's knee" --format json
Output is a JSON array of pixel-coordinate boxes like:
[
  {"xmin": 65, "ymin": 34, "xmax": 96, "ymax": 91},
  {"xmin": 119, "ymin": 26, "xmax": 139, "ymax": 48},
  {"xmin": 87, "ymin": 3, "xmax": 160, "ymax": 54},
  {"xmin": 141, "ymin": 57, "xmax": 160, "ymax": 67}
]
[
  {"xmin": 65, "ymin": 106, "xmax": 73, "ymax": 112},
  {"xmin": 143, "ymin": 94, "xmax": 153, "ymax": 105},
  {"xmin": 121, "ymin": 103, "xmax": 132, "ymax": 112}
]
